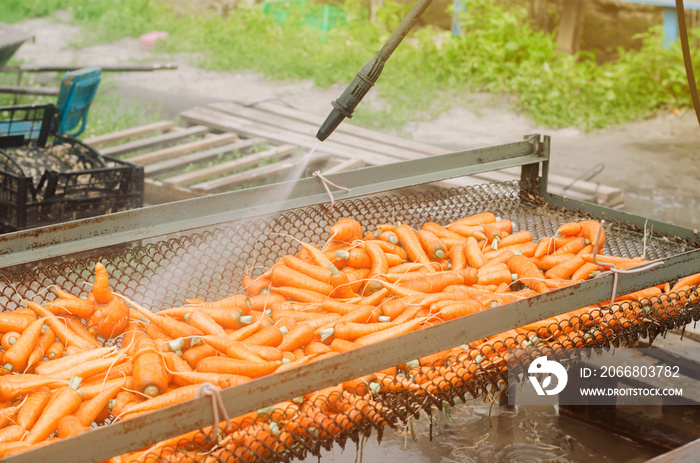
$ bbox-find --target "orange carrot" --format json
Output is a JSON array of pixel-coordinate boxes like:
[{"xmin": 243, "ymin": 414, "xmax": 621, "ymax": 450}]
[
  {"xmin": 25, "ymin": 376, "xmax": 83, "ymax": 444},
  {"xmin": 44, "ymin": 340, "xmax": 64, "ymax": 361},
  {"xmin": 570, "ymin": 262, "xmax": 601, "ymax": 281},
  {"xmin": 2, "ymin": 317, "xmax": 45, "ymax": 373},
  {"xmin": 672, "ymin": 271, "xmax": 700, "ymax": 292},
  {"xmin": 129, "ymin": 304, "xmax": 202, "ymax": 347},
  {"xmin": 545, "ymin": 255, "xmax": 586, "ymax": 280},
  {"xmin": 132, "ymin": 325, "xmax": 169, "ymax": 397},
  {"xmin": 329, "ymin": 271, "xmax": 357, "ymax": 299},
  {"xmin": 416, "ymin": 229, "xmax": 447, "ymax": 260},
  {"xmin": 579, "ymin": 220, "xmax": 605, "ymax": 248},
  {"xmin": 282, "ymin": 254, "xmax": 332, "ymax": 283},
  {"xmin": 16, "ymin": 387, "xmax": 52, "ymax": 431},
  {"xmin": 269, "ymin": 286, "xmax": 328, "ymax": 303},
  {"xmin": 533, "ymin": 237, "xmax": 556, "ymax": 258},
  {"xmin": 196, "ymin": 357, "xmax": 282, "ymax": 378},
  {"xmin": 168, "ymin": 371, "xmax": 251, "ymax": 388},
  {"xmin": 34, "ymin": 346, "xmax": 116, "ymax": 377},
  {"xmin": 332, "ymin": 321, "xmax": 397, "ymax": 341},
  {"xmin": 447, "ymin": 224, "xmax": 487, "ymax": 241},
  {"xmin": 74, "ymin": 378, "xmax": 124, "ymax": 426},
  {"xmin": 552, "ymin": 236, "xmax": 587, "ymax": 255},
  {"xmin": 464, "ymin": 236, "xmax": 487, "ymax": 269},
  {"xmin": 448, "ymin": 244, "xmax": 467, "ymax": 271},
  {"xmin": 271, "ymin": 265, "xmax": 334, "ymax": 295},
  {"xmin": 0, "ymin": 375, "xmax": 65, "ymax": 401},
  {"xmin": 396, "ymin": 224, "xmax": 431, "ymax": 264},
  {"xmin": 241, "ymin": 325, "xmax": 284, "ymax": 348},
  {"xmin": 506, "ymin": 254, "xmax": 549, "ymax": 293},
  {"xmin": 476, "ymin": 266, "xmax": 514, "ymax": 286},
  {"xmin": 0, "ymin": 425, "xmax": 24, "ymax": 444},
  {"xmin": 242, "ymin": 274, "xmax": 272, "ymax": 296},
  {"xmin": 245, "ymin": 345, "xmax": 284, "ymax": 362},
  {"xmin": 329, "ymin": 338, "xmax": 361, "ymax": 353},
  {"xmin": 355, "ymin": 317, "xmax": 427, "ymax": 346},
  {"xmin": 400, "ymin": 271, "xmax": 467, "ymax": 294},
  {"xmin": 277, "ymin": 324, "xmax": 315, "ymax": 352},
  {"xmin": 87, "ymin": 296, "xmax": 130, "ymax": 339},
  {"xmin": 448, "ymin": 211, "xmax": 496, "ymax": 227},
  {"xmin": 498, "ymin": 230, "xmax": 532, "ymax": 248},
  {"xmin": 0, "ymin": 312, "xmax": 35, "ymax": 333},
  {"xmin": 328, "ymin": 217, "xmax": 363, "ymax": 243},
  {"xmin": 436, "ymin": 300, "xmax": 487, "ymax": 321},
  {"xmin": 185, "ymin": 310, "xmax": 227, "ymax": 337},
  {"xmin": 44, "ymin": 298, "xmax": 95, "ymax": 320},
  {"xmin": 499, "ymin": 241, "xmax": 537, "ymax": 257},
  {"xmin": 66, "ymin": 316, "xmax": 102, "ymax": 348},
  {"xmin": 532, "ymin": 253, "xmax": 576, "ymax": 271},
  {"xmin": 25, "ymin": 326, "xmax": 54, "ymax": 370},
  {"xmin": 203, "ymin": 335, "xmax": 264, "ymax": 362},
  {"xmin": 556, "ymin": 222, "xmax": 582, "ymax": 236},
  {"xmin": 182, "ymin": 344, "xmax": 218, "ymax": 369}
]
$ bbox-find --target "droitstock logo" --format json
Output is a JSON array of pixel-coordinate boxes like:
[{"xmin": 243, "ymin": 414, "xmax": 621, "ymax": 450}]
[{"xmin": 528, "ymin": 356, "xmax": 568, "ymax": 396}]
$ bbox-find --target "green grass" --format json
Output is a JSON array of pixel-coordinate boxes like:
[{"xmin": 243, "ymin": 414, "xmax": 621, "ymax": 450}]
[{"xmin": 2, "ymin": 0, "xmax": 698, "ymax": 131}]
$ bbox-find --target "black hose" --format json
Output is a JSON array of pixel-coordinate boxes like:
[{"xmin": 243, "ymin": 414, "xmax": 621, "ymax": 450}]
[{"xmin": 676, "ymin": 0, "xmax": 700, "ymax": 127}]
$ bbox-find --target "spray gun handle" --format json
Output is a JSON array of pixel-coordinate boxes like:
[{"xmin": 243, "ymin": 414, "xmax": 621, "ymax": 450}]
[{"xmin": 316, "ymin": 56, "xmax": 385, "ymax": 141}]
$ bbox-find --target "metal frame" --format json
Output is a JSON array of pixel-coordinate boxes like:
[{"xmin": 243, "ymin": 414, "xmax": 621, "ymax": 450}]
[{"xmin": 3, "ymin": 134, "xmax": 700, "ymax": 462}]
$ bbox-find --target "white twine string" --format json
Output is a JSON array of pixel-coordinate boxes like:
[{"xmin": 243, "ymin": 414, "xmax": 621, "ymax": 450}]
[
  {"xmin": 591, "ymin": 220, "xmax": 665, "ymax": 309},
  {"xmin": 313, "ymin": 170, "xmax": 351, "ymax": 214},
  {"xmin": 197, "ymin": 382, "xmax": 232, "ymax": 438}
]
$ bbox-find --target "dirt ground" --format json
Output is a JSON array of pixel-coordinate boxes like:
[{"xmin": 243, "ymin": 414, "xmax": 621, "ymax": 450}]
[{"xmin": 10, "ymin": 13, "xmax": 700, "ymax": 229}]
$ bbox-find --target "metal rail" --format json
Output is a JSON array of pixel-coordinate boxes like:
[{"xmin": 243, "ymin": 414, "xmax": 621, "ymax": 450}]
[{"xmin": 0, "ymin": 135, "xmax": 544, "ymax": 267}]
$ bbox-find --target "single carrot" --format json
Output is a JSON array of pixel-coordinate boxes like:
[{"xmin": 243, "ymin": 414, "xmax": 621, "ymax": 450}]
[
  {"xmin": 277, "ymin": 324, "xmax": 315, "ymax": 352},
  {"xmin": 552, "ymin": 236, "xmax": 588, "ymax": 256},
  {"xmin": 44, "ymin": 298, "xmax": 95, "ymax": 320},
  {"xmin": 498, "ymin": 230, "xmax": 533, "ymax": 248},
  {"xmin": 111, "ymin": 390, "xmax": 143, "ymax": 418},
  {"xmin": 185, "ymin": 310, "xmax": 227, "ymax": 337},
  {"xmin": 34, "ymin": 346, "xmax": 116, "ymax": 376},
  {"xmin": 476, "ymin": 266, "xmax": 514, "ymax": 286},
  {"xmin": 416, "ymin": 229, "xmax": 447, "ymax": 260},
  {"xmin": 329, "ymin": 338, "xmax": 361, "ymax": 353},
  {"xmin": 195, "ymin": 357, "xmax": 282, "ymax": 378},
  {"xmin": 532, "ymin": 253, "xmax": 577, "ymax": 271},
  {"xmin": 269, "ymin": 286, "xmax": 328, "ymax": 303},
  {"xmin": 203, "ymin": 335, "xmax": 264, "ymax": 362},
  {"xmin": 400, "ymin": 271, "xmax": 467, "ymax": 294},
  {"xmin": 0, "ymin": 425, "xmax": 24, "ymax": 444},
  {"xmin": 2, "ymin": 317, "xmax": 45, "ymax": 373},
  {"xmin": 436, "ymin": 300, "xmax": 487, "ymax": 321},
  {"xmin": 672, "ymin": 271, "xmax": 700, "ymax": 292},
  {"xmin": 245, "ymin": 345, "xmax": 284, "ymax": 362},
  {"xmin": 248, "ymin": 293, "xmax": 287, "ymax": 312},
  {"xmin": 332, "ymin": 321, "xmax": 397, "ymax": 341},
  {"xmin": 241, "ymin": 325, "xmax": 284, "ymax": 348},
  {"xmin": 0, "ymin": 312, "xmax": 35, "ymax": 333},
  {"xmin": 506, "ymin": 254, "xmax": 549, "ymax": 293},
  {"xmin": 241, "ymin": 274, "xmax": 272, "ymax": 296},
  {"xmin": 377, "ymin": 230, "xmax": 399, "ymax": 244},
  {"xmin": 24, "ymin": 375, "xmax": 83, "ymax": 444},
  {"xmin": 282, "ymin": 254, "xmax": 332, "ymax": 283},
  {"xmin": 447, "ymin": 224, "xmax": 487, "ymax": 241},
  {"xmin": 570, "ymin": 262, "xmax": 601, "ymax": 281},
  {"xmin": 355, "ymin": 317, "xmax": 427, "ymax": 346},
  {"xmin": 182, "ymin": 344, "xmax": 218, "ymax": 370},
  {"xmin": 464, "ymin": 236, "xmax": 487, "ymax": 269},
  {"xmin": 545, "ymin": 255, "xmax": 586, "ymax": 280},
  {"xmin": 271, "ymin": 265, "xmax": 334, "ymax": 295},
  {"xmin": 396, "ymin": 224, "xmax": 431, "ymax": 264},
  {"xmin": 66, "ymin": 316, "xmax": 102, "ymax": 348},
  {"xmin": 448, "ymin": 244, "xmax": 467, "ymax": 271},
  {"xmin": 26, "ymin": 327, "xmax": 56, "ymax": 369},
  {"xmin": 579, "ymin": 220, "xmax": 605, "ymax": 248},
  {"xmin": 81, "ymin": 360, "xmax": 133, "ymax": 387},
  {"xmin": 421, "ymin": 222, "xmax": 468, "ymax": 243},
  {"xmin": 132, "ymin": 325, "xmax": 169, "ymax": 397},
  {"xmin": 305, "ymin": 341, "xmax": 333, "ymax": 355},
  {"xmin": 168, "ymin": 371, "xmax": 251, "ymax": 389},
  {"xmin": 0, "ymin": 405, "xmax": 19, "ymax": 430},
  {"xmin": 129, "ymin": 303, "xmax": 202, "ymax": 347},
  {"xmin": 74, "ymin": 376, "xmax": 124, "ymax": 426},
  {"xmin": 295, "ymin": 240, "xmax": 337, "ymax": 271},
  {"xmin": 328, "ymin": 271, "xmax": 357, "ymax": 299},
  {"xmin": 328, "ymin": 217, "xmax": 363, "ymax": 243},
  {"xmin": 358, "ymin": 287, "xmax": 390, "ymax": 306},
  {"xmin": 556, "ymin": 222, "xmax": 582, "ymax": 236},
  {"xmin": 533, "ymin": 236, "xmax": 555, "ymax": 258},
  {"xmin": 44, "ymin": 340, "xmax": 65, "ymax": 361},
  {"xmin": 16, "ymin": 387, "xmax": 52, "ymax": 431},
  {"xmin": 448, "ymin": 211, "xmax": 496, "ymax": 227}
]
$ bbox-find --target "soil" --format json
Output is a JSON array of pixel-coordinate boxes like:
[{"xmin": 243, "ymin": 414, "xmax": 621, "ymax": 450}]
[{"xmin": 9, "ymin": 13, "xmax": 700, "ymax": 230}]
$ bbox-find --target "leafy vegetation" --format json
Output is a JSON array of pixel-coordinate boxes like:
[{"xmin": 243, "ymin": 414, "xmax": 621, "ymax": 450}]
[{"xmin": 2, "ymin": 0, "xmax": 698, "ymax": 131}]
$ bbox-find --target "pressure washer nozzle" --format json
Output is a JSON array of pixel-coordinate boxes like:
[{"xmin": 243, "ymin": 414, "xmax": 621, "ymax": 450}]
[{"xmin": 316, "ymin": 56, "xmax": 385, "ymax": 142}]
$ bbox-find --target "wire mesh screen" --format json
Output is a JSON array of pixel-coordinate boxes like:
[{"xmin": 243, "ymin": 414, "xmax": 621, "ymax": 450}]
[{"xmin": 0, "ymin": 181, "xmax": 699, "ymax": 462}]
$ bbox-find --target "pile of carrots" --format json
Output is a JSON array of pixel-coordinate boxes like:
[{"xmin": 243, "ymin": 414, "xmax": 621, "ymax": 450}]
[{"xmin": 0, "ymin": 211, "xmax": 699, "ymax": 462}]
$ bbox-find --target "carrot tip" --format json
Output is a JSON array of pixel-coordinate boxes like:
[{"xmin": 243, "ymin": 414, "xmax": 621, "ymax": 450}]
[
  {"xmin": 169, "ymin": 338, "xmax": 184, "ymax": 352},
  {"xmin": 377, "ymin": 316, "xmax": 391, "ymax": 322},
  {"xmin": 319, "ymin": 328, "xmax": 334, "ymax": 342},
  {"xmin": 3, "ymin": 363, "xmax": 12, "ymax": 372},
  {"xmin": 240, "ymin": 315, "xmax": 253, "ymax": 325},
  {"xmin": 279, "ymin": 326, "xmax": 289, "ymax": 335},
  {"xmin": 405, "ymin": 359, "xmax": 419, "ymax": 369}
]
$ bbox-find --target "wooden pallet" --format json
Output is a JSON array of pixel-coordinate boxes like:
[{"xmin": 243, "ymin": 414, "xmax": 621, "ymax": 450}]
[{"xmin": 84, "ymin": 101, "xmax": 624, "ymax": 208}]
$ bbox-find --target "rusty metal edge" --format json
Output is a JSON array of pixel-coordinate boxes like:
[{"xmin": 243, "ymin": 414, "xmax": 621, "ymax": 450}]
[{"xmin": 6, "ymin": 248, "xmax": 700, "ymax": 463}]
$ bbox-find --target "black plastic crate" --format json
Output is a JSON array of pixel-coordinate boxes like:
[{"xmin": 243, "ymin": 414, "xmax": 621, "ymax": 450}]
[
  {"xmin": 0, "ymin": 136, "xmax": 144, "ymax": 232},
  {"xmin": 0, "ymin": 104, "xmax": 56, "ymax": 149}
]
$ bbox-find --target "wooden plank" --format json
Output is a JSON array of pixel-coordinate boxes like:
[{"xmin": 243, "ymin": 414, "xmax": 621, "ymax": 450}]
[
  {"xmin": 144, "ymin": 138, "xmax": 266, "ymax": 177},
  {"xmin": 83, "ymin": 121, "xmax": 175, "ymax": 147},
  {"xmin": 210, "ymin": 102, "xmax": 425, "ymax": 161},
  {"xmin": 249, "ymin": 100, "xmax": 446, "ymax": 156},
  {"xmin": 180, "ymin": 107, "xmax": 399, "ymax": 166},
  {"xmin": 165, "ymin": 144, "xmax": 299, "ymax": 187},
  {"xmin": 128, "ymin": 133, "xmax": 239, "ymax": 165},
  {"xmin": 191, "ymin": 153, "xmax": 330, "ymax": 193},
  {"xmin": 98, "ymin": 125, "xmax": 209, "ymax": 157}
]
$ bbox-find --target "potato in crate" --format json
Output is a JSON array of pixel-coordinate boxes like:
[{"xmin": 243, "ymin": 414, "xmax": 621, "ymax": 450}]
[{"xmin": 0, "ymin": 104, "xmax": 144, "ymax": 232}]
